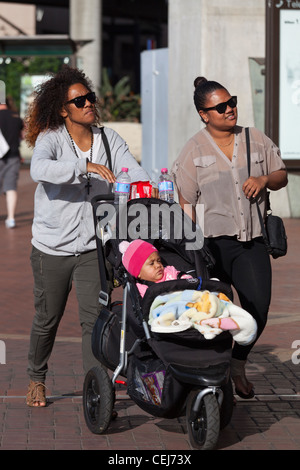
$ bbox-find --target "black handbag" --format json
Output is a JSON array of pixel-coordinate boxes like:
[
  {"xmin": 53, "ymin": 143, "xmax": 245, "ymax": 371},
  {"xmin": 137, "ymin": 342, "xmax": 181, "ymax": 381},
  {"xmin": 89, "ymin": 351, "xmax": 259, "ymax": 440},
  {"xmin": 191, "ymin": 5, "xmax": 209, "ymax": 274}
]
[{"xmin": 245, "ymin": 128, "xmax": 287, "ymax": 259}]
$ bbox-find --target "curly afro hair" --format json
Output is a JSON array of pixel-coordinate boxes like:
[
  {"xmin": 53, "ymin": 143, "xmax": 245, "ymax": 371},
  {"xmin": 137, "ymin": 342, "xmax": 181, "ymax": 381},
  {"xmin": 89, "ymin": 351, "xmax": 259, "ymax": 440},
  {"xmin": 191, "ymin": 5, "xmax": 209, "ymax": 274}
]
[{"xmin": 25, "ymin": 65, "xmax": 102, "ymax": 147}]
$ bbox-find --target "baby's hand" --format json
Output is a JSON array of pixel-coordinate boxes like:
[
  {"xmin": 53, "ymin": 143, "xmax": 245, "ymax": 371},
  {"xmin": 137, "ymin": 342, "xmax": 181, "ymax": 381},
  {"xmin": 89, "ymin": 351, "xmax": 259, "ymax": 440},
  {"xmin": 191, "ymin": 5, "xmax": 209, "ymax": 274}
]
[
  {"xmin": 201, "ymin": 318, "xmax": 239, "ymax": 330},
  {"xmin": 200, "ymin": 318, "xmax": 221, "ymax": 328}
]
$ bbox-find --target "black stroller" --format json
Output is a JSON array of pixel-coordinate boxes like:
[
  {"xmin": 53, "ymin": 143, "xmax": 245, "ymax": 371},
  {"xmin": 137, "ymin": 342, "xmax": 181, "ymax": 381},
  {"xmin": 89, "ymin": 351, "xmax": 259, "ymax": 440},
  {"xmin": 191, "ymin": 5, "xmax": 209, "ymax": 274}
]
[{"xmin": 83, "ymin": 195, "xmax": 234, "ymax": 450}]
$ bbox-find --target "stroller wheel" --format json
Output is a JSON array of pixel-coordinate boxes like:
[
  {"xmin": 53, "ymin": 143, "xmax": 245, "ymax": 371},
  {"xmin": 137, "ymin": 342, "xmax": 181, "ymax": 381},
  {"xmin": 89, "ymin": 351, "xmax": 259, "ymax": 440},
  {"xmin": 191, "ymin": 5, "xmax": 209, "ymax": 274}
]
[
  {"xmin": 186, "ymin": 390, "xmax": 220, "ymax": 450},
  {"xmin": 83, "ymin": 366, "xmax": 114, "ymax": 434}
]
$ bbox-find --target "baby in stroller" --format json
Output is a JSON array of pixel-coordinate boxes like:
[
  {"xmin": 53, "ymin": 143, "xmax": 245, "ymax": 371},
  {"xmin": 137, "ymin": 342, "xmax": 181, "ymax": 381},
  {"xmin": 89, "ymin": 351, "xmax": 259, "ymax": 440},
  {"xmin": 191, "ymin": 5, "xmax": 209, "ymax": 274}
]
[
  {"xmin": 119, "ymin": 238, "xmax": 257, "ymax": 346},
  {"xmin": 84, "ymin": 196, "xmax": 256, "ymax": 450},
  {"xmin": 119, "ymin": 239, "xmax": 192, "ymax": 296}
]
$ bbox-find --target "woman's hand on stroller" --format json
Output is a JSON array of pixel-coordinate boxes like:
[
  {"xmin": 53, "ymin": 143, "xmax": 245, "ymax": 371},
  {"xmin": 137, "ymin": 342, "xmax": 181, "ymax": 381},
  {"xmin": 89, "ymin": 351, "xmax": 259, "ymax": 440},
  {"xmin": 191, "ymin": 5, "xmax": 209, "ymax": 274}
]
[
  {"xmin": 87, "ymin": 162, "xmax": 116, "ymax": 184},
  {"xmin": 151, "ymin": 186, "xmax": 159, "ymax": 198}
]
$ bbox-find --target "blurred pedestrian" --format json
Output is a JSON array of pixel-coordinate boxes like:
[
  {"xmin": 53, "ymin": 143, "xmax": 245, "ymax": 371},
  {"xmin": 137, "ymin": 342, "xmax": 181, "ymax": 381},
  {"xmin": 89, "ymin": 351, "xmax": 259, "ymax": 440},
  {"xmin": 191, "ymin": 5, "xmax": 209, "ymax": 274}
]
[{"xmin": 0, "ymin": 96, "xmax": 24, "ymax": 228}]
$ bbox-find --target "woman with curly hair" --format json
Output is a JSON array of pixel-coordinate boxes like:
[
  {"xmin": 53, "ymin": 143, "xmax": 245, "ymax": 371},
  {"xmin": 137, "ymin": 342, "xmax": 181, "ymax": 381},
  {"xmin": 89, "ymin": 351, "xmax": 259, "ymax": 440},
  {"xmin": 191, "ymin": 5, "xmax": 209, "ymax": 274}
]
[{"xmin": 25, "ymin": 66, "xmax": 151, "ymax": 407}]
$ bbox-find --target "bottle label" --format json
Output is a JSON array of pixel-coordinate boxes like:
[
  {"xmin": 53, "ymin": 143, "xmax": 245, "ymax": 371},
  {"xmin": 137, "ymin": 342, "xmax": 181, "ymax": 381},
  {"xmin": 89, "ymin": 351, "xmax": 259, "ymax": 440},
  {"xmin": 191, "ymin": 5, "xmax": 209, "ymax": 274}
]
[
  {"xmin": 158, "ymin": 181, "xmax": 173, "ymax": 192},
  {"xmin": 115, "ymin": 182, "xmax": 130, "ymax": 193}
]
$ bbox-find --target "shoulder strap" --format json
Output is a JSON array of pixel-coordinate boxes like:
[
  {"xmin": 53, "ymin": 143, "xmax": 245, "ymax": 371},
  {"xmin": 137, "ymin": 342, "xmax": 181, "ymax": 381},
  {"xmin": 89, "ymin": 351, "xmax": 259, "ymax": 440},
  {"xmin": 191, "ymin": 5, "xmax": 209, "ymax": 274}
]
[
  {"xmin": 100, "ymin": 126, "xmax": 113, "ymax": 172},
  {"xmin": 95, "ymin": 127, "xmax": 114, "ymax": 306},
  {"xmin": 245, "ymin": 127, "xmax": 269, "ymax": 244},
  {"xmin": 245, "ymin": 127, "xmax": 251, "ymax": 177}
]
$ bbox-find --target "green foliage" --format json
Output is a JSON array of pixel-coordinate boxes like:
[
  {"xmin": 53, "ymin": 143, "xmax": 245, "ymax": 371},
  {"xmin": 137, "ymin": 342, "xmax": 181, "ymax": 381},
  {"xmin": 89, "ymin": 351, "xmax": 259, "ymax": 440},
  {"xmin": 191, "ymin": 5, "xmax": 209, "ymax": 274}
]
[
  {"xmin": 0, "ymin": 57, "xmax": 63, "ymax": 111},
  {"xmin": 99, "ymin": 68, "xmax": 141, "ymax": 122},
  {"xmin": 0, "ymin": 60, "xmax": 141, "ymax": 122}
]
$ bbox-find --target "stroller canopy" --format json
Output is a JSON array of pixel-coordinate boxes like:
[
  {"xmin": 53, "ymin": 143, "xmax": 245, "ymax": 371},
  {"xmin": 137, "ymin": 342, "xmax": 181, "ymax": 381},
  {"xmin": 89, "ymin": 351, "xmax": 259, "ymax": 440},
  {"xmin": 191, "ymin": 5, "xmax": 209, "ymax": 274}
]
[{"xmin": 93, "ymin": 197, "xmax": 214, "ymax": 282}]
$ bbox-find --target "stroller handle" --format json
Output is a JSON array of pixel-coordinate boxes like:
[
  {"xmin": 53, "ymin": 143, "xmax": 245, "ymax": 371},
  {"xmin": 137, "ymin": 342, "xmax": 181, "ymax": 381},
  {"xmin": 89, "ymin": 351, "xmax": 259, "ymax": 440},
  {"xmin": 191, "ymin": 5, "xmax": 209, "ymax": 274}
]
[{"xmin": 91, "ymin": 193, "xmax": 115, "ymax": 206}]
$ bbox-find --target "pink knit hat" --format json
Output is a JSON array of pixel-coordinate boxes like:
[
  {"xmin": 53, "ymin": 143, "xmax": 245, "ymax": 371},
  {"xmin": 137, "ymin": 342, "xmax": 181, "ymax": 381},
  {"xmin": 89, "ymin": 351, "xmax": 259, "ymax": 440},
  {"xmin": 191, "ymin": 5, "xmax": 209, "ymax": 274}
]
[{"xmin": 119, "ymin": 240, "xmax": 158, "ymax": 277}]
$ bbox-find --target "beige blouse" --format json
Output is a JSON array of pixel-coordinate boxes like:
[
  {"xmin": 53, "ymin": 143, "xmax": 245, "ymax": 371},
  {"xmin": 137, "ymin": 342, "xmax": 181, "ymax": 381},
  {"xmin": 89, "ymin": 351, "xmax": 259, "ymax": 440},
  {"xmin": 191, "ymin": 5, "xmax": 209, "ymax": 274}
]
[{"xmin": 171, "ymin": 126, "xmax": 286, "ymax": 242}]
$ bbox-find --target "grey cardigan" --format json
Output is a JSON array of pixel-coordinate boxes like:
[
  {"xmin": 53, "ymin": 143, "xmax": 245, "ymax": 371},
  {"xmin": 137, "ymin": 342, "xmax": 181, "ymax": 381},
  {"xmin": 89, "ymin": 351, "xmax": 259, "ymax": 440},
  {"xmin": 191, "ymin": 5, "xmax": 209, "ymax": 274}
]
[{"xmin": 30, "ymin": 125, "xmax": 150, "ymax": 256}]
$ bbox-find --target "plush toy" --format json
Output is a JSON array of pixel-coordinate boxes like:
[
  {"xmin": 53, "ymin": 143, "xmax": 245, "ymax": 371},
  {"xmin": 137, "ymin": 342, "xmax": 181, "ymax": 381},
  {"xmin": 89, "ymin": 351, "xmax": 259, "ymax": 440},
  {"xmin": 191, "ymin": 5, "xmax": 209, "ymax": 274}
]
[
  {"xmin": 184, "ymin": 291, "xmax": 231, "ymax": 322},
  {"xmin": 184, "ymin": 294, "xmax": 257, "ymax": 344}
]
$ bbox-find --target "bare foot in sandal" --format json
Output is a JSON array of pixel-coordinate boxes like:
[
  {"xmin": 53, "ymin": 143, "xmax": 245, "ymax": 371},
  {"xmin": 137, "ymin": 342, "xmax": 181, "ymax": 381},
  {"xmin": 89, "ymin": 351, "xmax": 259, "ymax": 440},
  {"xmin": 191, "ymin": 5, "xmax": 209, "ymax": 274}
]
[{"xmin": 26, "ymin": 381, "xmax": 47, "ymax": 407}]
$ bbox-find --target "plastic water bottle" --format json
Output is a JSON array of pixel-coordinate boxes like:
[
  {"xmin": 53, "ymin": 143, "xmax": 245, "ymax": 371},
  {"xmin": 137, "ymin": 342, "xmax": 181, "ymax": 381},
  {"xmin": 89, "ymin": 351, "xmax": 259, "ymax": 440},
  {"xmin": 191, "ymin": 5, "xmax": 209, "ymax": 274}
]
[
  {"xmin": 114, "ymin": 167, "xmax": 131, "ymax": 205},
  {"xmin": 158, "ymin": 168, "xmax": 174, "ymax": 203}
]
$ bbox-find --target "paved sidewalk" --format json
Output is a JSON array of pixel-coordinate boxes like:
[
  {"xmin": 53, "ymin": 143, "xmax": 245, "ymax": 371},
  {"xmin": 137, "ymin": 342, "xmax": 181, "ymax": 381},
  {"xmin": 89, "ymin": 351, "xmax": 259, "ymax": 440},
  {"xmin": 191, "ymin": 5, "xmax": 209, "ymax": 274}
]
[{"xmin": 0, "ymin": 167, "xmax": 299, "ymax": 451}]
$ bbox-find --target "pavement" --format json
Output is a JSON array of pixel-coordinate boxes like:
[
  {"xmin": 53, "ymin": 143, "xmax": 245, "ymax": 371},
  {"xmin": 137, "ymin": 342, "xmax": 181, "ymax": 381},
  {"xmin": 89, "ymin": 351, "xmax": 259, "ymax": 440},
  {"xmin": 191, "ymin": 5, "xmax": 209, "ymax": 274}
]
[{"xmin": 0, "ymin": 166, "xmax": 300, "ymax": 453}]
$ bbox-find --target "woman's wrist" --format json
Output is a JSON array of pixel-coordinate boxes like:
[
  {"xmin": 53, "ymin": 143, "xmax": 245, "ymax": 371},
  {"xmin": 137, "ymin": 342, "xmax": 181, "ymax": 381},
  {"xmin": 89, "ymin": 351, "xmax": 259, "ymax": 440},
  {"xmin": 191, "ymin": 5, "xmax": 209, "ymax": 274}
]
[{"xmin": 261, "ymin": 175, "xmax": 269, "ymax": 189}]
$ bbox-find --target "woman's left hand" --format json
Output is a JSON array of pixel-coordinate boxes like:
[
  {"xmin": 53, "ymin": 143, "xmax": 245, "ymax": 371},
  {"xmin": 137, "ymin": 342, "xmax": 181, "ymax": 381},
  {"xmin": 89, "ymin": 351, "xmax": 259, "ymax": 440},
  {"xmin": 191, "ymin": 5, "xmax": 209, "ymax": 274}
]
[
  {"xmin": 151, "ymin": 187, "xmax": 159, "ymax": 198},
  {"xmin": 87, "ymin": 162, "xmax": 116, "ymax": 183},
  {"xmin": 242, "ymin": 175, "xmax": 268, "ymax": 200}
]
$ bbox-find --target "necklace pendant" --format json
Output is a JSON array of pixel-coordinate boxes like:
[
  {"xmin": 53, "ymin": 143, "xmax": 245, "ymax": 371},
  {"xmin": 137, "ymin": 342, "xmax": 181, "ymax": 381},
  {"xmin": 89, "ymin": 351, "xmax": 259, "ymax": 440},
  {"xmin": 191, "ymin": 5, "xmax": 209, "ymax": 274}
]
[{"xmin": 85, "ymin": 175, "xmax": 92, "ymax": 195}]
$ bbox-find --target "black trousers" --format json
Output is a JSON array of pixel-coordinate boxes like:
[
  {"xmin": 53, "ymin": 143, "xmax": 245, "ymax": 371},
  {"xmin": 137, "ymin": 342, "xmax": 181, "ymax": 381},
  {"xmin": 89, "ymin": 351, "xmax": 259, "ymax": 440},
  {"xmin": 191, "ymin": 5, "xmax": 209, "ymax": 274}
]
[{"xmin": 205, "ymin": 236, "xmax": 272, "ymax": 361}]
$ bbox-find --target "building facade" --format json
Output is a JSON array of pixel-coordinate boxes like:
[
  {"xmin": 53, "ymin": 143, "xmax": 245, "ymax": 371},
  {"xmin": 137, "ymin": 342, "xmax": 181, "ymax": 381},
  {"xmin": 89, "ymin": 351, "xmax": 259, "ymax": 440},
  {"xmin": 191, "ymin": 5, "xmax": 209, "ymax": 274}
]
[{"xmin": 0, "ymin": 0, "xmax": 297, "ymax": 216}]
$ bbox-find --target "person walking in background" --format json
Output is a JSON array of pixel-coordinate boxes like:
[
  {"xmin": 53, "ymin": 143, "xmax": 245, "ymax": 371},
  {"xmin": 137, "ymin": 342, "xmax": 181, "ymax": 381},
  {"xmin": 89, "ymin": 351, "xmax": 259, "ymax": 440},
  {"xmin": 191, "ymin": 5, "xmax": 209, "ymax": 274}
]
[
  {"xmin": 0, "ymin": 96, "xmax": 24, "ymax": 228},
  {"xmin": 25, "ymin": 65, "xmax": 152, "ymax": 407},
  {"xmin": 172, "ymin": 77, "xmax": 288, "ymax": 399}
]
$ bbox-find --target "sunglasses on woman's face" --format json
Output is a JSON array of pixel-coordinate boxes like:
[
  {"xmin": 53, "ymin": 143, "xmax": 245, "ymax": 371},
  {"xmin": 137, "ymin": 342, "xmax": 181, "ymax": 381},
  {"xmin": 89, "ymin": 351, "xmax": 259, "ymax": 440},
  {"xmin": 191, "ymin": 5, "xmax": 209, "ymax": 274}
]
[
  {"xmin": 65, "ymin": 91, "xmax": 96, "ymax": 108},
  {"xmin": 202, "ymin": 96, "xmax": 237, "ymax": 114}
]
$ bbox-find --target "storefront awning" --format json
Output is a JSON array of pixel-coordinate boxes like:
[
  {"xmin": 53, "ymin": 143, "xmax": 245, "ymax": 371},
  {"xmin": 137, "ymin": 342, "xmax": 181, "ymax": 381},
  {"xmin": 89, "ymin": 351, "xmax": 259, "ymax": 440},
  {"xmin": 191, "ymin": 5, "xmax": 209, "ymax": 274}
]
[{"xmin": 0, "ymin": 35, "xmax": 91, "ymax": 57}]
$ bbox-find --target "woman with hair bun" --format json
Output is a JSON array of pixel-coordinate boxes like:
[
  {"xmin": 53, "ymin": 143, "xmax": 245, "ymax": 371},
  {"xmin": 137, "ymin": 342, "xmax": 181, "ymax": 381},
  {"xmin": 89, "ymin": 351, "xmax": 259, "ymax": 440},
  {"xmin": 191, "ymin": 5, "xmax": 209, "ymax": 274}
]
[{"xmin": 172, "ymin": 76, "xmax": 288, "ymax": 399}]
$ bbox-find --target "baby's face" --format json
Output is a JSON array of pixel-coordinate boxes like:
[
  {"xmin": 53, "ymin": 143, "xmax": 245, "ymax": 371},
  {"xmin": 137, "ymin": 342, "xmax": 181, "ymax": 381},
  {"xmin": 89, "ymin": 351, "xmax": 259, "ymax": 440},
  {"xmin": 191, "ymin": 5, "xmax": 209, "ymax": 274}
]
[{"xmin": 139, "ymin": 252, "xmax": 164, "ymax": 282}]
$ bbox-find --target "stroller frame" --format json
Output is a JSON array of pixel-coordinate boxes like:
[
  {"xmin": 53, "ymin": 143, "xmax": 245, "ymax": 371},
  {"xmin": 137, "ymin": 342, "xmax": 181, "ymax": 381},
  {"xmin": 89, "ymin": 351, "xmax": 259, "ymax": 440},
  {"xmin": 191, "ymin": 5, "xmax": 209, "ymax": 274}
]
[
  {"xmin": 111, "ymin": 279, "xmax": 151, "ymax": 383},
  {"xmin": 83, "ymin": 194, "xmax": 234, "ymax": 450}
]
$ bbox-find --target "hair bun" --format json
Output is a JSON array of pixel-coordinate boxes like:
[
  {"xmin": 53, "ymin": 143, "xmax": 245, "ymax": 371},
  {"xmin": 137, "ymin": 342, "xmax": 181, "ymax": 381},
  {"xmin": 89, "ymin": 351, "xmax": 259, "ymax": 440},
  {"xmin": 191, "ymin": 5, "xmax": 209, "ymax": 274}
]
[
  {"xmin": 194, "ymin": 76, "xmax": 207, "ymax": 89},
  {"xmin": 119, "ymin": 240, "xmax": 129, "ymax": 254}
]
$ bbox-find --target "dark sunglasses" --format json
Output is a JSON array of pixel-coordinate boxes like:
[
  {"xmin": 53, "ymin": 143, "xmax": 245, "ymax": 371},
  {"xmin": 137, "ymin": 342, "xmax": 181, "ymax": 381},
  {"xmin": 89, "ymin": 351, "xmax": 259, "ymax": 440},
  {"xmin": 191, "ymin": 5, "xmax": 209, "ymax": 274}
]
[
  {"xmin": 202, "ymin": 96, "xmax": 237, "ymax": 114},
  {"xmin": 65, "ymin": 91, "xmax": 96, "ymax": 108}
]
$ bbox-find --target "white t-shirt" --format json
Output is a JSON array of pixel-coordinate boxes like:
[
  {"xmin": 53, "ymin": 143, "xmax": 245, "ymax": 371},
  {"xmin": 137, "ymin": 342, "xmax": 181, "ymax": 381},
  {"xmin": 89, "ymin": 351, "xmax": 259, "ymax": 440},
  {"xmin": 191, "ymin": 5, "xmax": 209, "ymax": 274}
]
[{"xmin": 73, "ymin": 130, "xmax": 102, "ymax": 162}]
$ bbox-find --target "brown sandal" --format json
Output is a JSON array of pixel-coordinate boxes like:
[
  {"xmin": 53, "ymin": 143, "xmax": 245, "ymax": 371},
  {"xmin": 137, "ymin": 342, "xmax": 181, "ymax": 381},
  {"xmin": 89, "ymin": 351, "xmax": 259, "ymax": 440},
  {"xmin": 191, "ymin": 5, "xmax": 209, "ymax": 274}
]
[{"xmin": 26, "ymin": 380, "xmax": 47, "ymax": 407}]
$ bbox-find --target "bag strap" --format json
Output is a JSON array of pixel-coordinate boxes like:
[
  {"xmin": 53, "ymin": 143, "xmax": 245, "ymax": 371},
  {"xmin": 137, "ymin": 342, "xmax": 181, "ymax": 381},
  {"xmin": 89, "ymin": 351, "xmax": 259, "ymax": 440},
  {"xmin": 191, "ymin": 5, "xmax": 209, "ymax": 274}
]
[
  {"xmin": 245, "ymin": 127, "xmax": 269, "ymax": 244},
  {"xmin": 95, "ymin": 127, "xmax": 114, "ymax": 306},
  {"xmin": 245, "ymin": 127, "xmax": 250, "ymax": 177},
  {"xmin": 100, "ymin": 126, "xmax": 113, "ymax": 172}
]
